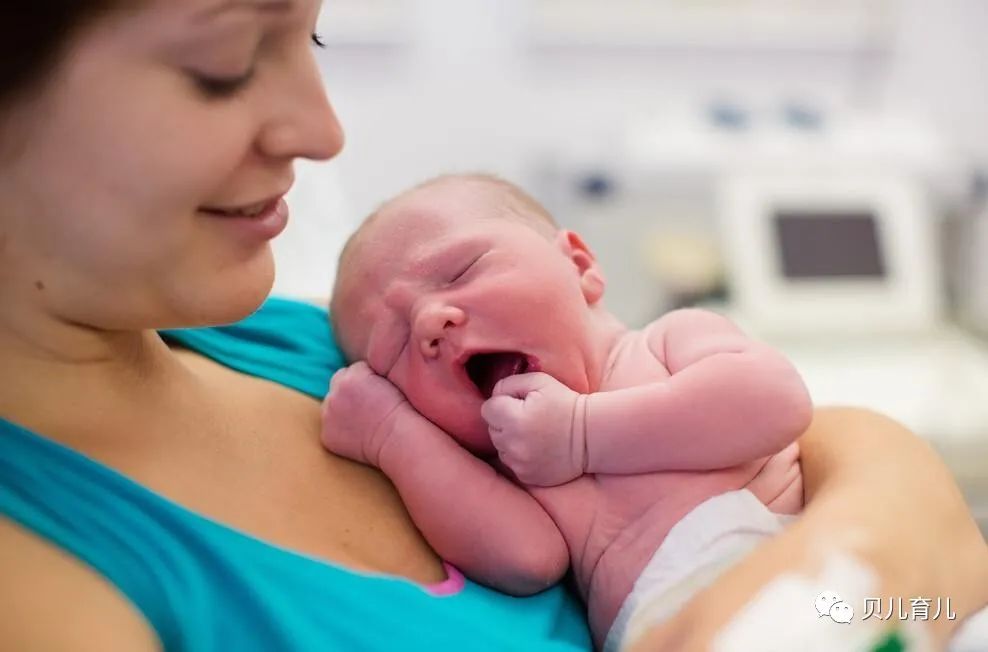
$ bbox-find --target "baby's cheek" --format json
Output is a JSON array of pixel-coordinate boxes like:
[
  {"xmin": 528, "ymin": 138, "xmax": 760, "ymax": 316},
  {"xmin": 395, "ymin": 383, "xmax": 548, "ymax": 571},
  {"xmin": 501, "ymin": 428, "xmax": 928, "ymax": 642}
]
[
  {"xmin": 403, "ymin": 388, "xmax": 451, "ymax": 428},
  {"xmin": 451, "ymin": 423, "xmax": 497, "ymax": 457},
  {"xmin": 407, "ymin": 389, "xmax": 496, "ymax": 456}
]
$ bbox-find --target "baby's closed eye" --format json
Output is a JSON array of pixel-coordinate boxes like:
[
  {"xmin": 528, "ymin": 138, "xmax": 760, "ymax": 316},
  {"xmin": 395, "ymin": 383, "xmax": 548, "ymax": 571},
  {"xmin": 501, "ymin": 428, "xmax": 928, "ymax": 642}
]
[{"xmin": 448, "ymin": 251, "xmax": 487, "ymax": 285}]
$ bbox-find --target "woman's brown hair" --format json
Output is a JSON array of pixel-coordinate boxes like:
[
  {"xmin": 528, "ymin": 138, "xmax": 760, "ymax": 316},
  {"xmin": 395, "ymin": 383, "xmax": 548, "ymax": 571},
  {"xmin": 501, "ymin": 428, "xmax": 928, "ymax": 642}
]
[{"xmin": 0, "ymin": 2, "xmax": 123, "ymax": 111}]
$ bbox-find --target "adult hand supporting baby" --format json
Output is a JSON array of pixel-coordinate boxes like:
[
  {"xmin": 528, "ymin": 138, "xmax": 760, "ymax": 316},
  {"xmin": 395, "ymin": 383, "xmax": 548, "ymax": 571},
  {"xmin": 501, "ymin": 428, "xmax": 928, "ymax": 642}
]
[
  {"xmin": 626, "ymin": 407, "xmax": 988, "ymax": 651},
  {"xmin": 481, "ymin": 372, "xmax": 588, "ymax": 486},
  {"xmin": 321, "ymin": 361, "xmax": 414, "ymax": 468}
]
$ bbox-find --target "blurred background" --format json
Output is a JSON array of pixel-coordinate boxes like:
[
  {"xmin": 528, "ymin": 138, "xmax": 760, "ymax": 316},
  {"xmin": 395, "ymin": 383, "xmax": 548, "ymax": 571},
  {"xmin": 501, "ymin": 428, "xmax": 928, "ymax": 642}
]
[{"xmin": 274, "ymin": 0, "xmax": 988, "ymax": 536}]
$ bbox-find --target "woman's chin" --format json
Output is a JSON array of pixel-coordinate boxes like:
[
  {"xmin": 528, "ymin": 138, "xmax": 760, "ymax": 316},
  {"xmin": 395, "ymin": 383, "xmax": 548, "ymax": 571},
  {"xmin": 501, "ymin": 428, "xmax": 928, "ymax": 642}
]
[
  {"xmin": 170, "ymin": 253, "xmax": 276, "ymax": 328},
  {"xmin": 207, "ymin": 281, "xmax": 273, "ymax": 325}
]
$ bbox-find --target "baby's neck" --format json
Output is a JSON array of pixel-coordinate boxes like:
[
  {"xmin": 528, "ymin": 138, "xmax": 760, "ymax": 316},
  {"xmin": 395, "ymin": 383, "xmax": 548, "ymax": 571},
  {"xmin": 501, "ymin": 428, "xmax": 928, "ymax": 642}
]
[{"xmin": 584, "ymin": 307, "xmax": 630, "ymax": 394}]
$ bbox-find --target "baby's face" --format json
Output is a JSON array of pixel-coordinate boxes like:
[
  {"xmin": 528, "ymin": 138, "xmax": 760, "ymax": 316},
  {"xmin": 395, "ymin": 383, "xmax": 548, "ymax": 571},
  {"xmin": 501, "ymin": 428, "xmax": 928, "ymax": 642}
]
[{"xmin": 336, "ymin": 184, "xmax": 600, "ymax": 455}]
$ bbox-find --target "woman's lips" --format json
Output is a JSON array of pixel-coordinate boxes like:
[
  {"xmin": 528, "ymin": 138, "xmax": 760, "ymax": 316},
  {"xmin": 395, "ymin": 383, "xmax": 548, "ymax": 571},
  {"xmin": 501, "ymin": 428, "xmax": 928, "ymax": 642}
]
[{"xmin": 199, "ymin": 196, "xmax": 289, "ymax": 241}]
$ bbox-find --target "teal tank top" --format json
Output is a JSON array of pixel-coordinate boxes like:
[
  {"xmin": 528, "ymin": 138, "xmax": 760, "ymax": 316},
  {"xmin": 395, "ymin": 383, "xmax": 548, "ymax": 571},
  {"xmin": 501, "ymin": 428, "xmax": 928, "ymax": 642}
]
[{"xmin": 0, "ymin": 297, "xmax": 591, "ymax": 651}]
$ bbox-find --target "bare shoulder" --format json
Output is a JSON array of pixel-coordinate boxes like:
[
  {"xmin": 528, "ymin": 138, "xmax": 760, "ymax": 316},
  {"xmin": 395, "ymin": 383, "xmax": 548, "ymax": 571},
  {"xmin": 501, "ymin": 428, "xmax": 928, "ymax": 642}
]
[
  {"xmin": 0, "ymin": 517, "xmax": 160, "ymax": 652},
  {"xmin": 642, "ymin": 308, "xmax": 750, "ymax": 369},
  {"xmin": 644, "ymin": 308, "xmax": 742, "ymax": 337}
]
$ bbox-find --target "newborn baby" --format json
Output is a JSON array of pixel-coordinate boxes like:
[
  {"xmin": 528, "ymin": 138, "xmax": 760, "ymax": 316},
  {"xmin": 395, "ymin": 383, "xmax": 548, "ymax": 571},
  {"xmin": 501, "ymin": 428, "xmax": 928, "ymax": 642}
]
[{"xmin": 322, "ymin": 173, "xmax": 811, "ymax": 650}]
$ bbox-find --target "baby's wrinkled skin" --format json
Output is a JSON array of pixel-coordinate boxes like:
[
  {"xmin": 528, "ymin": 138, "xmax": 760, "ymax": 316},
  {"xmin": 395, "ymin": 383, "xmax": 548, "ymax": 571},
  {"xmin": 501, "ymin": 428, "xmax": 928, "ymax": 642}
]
[{"xmin": 323, "ymin": 176, "xmax": 811, "ymax": 646}]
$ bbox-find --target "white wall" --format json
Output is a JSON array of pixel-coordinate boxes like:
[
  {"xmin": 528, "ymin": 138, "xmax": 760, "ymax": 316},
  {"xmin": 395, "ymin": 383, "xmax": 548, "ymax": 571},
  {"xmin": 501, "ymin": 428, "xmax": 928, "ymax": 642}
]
[
  {"xmin": 275, "ymin": 0, "xmax": 988, "ymax": 299},
  {"xmin": 318, "ymin": 0, "xmax": 871, "ymax": 219},
  {"xmin": 880, "ymin": 0, "xmax": 988, "ymax": 167}
]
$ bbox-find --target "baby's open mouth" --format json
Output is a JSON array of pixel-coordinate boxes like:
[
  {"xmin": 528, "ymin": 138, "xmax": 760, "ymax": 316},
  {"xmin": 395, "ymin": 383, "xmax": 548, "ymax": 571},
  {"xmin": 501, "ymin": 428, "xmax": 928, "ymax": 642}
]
[{"xmin": 465, "ymin": 352, "xmax": 537, "ymax": 399}]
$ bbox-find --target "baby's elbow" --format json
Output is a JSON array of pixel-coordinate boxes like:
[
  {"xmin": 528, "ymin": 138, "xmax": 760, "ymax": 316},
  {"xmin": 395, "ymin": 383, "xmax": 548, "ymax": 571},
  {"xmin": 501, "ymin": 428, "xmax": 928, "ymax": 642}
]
[
  {"xmin": 748, "ymin": 348, "xmax": 814, "ymax": 445},
  {"xmin": 501, "ymin": 542, "xmax": 570, "ymax": 596},
  {"xmin": 778, "ymin": 386, "xmax": 814, "ymax": 441},
  {"xmin": 767, "ymin": 369, "xmax": 814, "ymax": 444}
]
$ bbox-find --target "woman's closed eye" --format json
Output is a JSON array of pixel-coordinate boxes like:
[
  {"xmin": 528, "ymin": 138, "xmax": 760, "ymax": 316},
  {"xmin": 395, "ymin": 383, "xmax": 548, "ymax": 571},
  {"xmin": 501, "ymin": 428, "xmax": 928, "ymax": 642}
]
[
  {"xmin": 192, "ymin": 68, "xmax": 257, "ymax": 98},
  {"xmin": 191, "ymin": 33, "xmax": 326, "ymax": 99}
]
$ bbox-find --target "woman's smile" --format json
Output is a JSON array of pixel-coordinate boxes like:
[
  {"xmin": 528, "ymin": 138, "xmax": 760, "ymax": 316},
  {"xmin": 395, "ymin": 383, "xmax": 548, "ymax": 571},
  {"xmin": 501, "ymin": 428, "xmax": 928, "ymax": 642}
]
[{"xmin": 199, "ymin": 195, "xmax": 290, "ymax": 241}]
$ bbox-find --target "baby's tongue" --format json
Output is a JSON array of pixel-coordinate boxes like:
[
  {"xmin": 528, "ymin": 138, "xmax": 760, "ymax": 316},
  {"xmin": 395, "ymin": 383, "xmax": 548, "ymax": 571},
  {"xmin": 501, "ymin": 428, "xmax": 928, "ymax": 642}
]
[{"xmin": 475, "ymin": 352, "xmax": 527, "ymax": 399}]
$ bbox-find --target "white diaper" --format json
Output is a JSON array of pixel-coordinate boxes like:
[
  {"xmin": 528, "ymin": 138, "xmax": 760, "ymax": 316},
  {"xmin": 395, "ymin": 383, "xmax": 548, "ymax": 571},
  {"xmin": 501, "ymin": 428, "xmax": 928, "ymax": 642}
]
[{"xmin": 603, "ymin": 489, "xmax": 795, "ymax": 652}]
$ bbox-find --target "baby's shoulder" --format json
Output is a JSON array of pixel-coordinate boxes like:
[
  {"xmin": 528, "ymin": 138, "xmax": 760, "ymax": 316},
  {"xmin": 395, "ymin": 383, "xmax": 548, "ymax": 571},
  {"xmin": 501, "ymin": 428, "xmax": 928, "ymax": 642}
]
[
  {"xmin": 645, "ymin": 307, "xmax": 740, "ymax": 334},
  {"xmin": 643, "ymin": 308, "xmax": 747, "ymax": 351},
  {"xmin": 600, "ymin": 328, "xmax": 672, "ymax": 389}
]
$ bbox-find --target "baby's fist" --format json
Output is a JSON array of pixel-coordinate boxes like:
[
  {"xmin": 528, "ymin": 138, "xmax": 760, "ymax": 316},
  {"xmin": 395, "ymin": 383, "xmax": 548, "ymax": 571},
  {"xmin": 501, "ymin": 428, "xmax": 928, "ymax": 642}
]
[
  {"xmin": 321, "ymin": 361, "xmax": 410, "ymax": 468},
  {"xmin": 481, "ymin": 372, "xmax": 587, "ymax": 487}
]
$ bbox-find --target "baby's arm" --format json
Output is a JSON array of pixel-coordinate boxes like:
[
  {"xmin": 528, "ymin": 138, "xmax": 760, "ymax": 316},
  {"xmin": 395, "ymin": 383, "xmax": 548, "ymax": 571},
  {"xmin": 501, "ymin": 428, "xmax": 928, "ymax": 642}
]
[
  {"xmin": 321, "ymin": 362, "xmax": 568, "ymax": 595},
  {"xmin": 377, "ymin": 412, "xmax": 569, "ymax": 595},
  {"xmin": 584, "ymin": 308, "xmax": 812, "ymax": 474}
]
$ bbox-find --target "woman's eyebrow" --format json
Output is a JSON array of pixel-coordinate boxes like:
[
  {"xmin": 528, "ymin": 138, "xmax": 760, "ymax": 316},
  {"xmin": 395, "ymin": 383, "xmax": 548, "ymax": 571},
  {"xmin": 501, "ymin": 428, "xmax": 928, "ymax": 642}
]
[{"xmin": 195, "ymin": 0, "xmax": 294, "ymax": 21}]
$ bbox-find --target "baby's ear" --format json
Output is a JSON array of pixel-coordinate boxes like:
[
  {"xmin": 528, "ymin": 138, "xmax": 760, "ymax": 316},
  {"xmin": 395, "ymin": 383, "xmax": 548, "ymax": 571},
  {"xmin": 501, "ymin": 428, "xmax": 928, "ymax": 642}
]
[{"xmin": 555, "ymin": 230, "xmax": 605, "ymax": 305}]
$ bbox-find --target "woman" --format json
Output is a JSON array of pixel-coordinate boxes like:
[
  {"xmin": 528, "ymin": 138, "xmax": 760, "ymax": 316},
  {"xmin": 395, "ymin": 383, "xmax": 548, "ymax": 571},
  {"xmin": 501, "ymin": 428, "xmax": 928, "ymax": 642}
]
[{"xmin": 0, "ymin": 1, "xmax": 984, "ymax": 650}]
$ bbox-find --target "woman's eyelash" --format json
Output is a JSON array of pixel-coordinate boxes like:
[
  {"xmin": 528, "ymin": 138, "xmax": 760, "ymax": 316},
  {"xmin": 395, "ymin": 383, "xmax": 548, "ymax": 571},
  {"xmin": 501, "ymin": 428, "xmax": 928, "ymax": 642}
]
[
  {"xmin": 312, "ymin": 32, "xmax": 326, "ymax": 48},
  {"xmin": 193, "ymin": 68, "xmax": 256, "ymax": 99}
]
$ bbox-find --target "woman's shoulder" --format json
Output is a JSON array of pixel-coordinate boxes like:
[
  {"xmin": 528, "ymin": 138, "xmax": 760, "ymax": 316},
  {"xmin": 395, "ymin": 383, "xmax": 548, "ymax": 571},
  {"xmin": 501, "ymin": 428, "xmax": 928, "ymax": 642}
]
[{"xmin": 0, "ymin": 518, "xmax": 159, "ymax": 651}]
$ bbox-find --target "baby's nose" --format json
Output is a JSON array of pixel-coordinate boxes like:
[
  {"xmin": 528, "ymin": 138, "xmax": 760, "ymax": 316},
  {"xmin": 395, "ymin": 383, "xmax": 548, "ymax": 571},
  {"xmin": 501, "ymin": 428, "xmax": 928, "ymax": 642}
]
[{"xmin": 415, "ymin": 304, "xmax": 466, "ymax": 358}]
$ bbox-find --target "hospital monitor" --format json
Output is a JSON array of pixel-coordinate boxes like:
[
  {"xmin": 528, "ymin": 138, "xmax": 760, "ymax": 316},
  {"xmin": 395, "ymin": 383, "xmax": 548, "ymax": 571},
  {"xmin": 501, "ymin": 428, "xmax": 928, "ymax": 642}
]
[{"xmin": 717, "ymin": 172, "xmax": 942, "ymax": 335}]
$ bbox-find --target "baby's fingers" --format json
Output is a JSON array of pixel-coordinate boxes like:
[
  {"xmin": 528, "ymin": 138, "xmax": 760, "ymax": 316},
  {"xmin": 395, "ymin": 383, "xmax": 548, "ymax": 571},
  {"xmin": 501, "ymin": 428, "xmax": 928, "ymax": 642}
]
[
  {"xmin": 480, "ymin": 394, "xmax": 524, "ymax": 429},
  {"xmin": 491, "ymin": 372, "xmax": 555, "ymax": 399}
]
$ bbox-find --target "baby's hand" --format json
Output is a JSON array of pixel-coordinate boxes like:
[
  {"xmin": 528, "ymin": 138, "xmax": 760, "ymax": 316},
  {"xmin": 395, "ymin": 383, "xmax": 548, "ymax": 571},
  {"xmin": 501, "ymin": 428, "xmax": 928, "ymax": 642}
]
[
  {"xmin": 481, "ymin": 372, "xmax": 587, "ymax": 487},
  {"xmin": 321, "ymin": 361, "xmax": 413, "ymax": 468}
]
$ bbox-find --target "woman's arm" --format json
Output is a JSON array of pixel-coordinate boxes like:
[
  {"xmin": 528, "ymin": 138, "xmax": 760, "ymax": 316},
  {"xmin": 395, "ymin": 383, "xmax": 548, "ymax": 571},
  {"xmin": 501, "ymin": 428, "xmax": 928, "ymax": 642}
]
[
  {"xmin": 0, "ymin": 518, "xmax": 161, "ymax": 651},
  {"xmin": 630, "ymin": 407, "xmax": 988, "ymax": 651}
]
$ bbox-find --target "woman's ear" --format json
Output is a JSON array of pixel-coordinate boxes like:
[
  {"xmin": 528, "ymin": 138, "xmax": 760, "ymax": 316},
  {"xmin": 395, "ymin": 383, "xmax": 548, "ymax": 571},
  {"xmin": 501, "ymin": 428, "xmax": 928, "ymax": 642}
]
[{"xmin": 555, "ymin": 230, "xmax": 606, "ymax": 305}]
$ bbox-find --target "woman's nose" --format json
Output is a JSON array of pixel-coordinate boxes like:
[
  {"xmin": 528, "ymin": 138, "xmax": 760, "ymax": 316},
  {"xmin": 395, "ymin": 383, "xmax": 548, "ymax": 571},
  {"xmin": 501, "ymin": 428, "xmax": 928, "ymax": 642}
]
[
  {"xmin": 413, "ymin": 303, "xmax": 466, "ymax": 358},
  {"xmin": 256, "ymin": 53, "xmax": 345, "ymax": 162}
]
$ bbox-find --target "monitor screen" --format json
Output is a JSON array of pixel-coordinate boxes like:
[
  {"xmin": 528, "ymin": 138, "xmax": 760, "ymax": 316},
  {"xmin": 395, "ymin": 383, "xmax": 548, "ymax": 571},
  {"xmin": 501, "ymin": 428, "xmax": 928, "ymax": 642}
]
[{"xmin": 773, "ymin": 210, "xmax": 887, "ymax": 279}]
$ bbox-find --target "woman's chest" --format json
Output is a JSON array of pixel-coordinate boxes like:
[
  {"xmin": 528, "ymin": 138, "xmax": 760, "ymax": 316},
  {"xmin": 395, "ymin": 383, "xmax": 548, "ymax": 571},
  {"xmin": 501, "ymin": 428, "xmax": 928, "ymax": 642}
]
[{"xmin": 67, "ymin": 357, "xmax": 446, "ymax": 584}]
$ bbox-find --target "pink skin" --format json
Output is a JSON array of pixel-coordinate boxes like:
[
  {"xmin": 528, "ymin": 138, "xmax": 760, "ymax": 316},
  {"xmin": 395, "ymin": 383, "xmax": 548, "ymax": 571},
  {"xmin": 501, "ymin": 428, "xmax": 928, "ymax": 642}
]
[
  {"xmin": 481, "ymin": 371, "xmax": 589, "ymax": 486},
  {"xmin": 333, "ymin": 180, "xmax": 624, "ymax": 456},
  {"xmin": 324, "ymin": 180, "xmax": 809, "ymax": 645}
]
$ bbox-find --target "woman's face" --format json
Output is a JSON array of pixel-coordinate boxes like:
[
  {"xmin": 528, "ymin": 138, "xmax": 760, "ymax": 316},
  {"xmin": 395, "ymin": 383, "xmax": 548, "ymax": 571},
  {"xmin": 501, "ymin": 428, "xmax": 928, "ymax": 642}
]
[{"xmin": 0, "ymin": 0, "xmax": 343, "ymax": 330}]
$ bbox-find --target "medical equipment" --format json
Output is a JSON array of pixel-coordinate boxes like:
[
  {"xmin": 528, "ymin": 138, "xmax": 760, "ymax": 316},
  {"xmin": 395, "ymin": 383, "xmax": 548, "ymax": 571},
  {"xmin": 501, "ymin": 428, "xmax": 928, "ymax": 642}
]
[
  {"xmin": 714, "ymin": 165, "xmax": 988, "ymax": 539},
  {"xmin": 954, "ymin": 171, "xmax": 988, "ymax": 336},
  {"xmin": 713, "ymin": 165, "xmax": 988, "ymax": 438},
  {"xmin": 717, "ymin": 170, "xmax": 942, "ymax": 336}
]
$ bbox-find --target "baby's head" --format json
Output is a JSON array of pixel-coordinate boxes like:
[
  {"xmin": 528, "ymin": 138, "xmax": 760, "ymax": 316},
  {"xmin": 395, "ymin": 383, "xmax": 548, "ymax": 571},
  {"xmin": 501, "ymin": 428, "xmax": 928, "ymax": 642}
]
[{"xmin": 330, "ymin": 173, "xmax": 607, "ymax": 454}]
